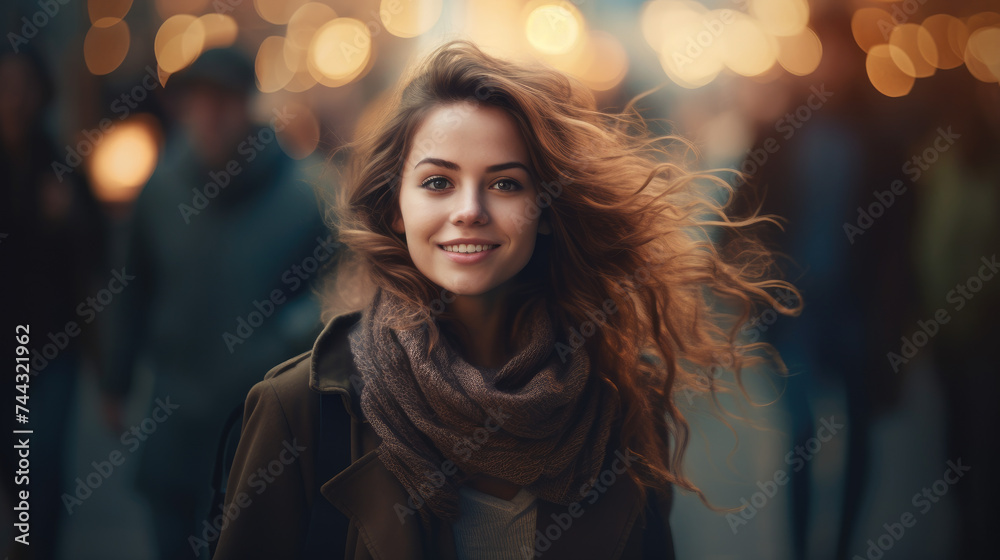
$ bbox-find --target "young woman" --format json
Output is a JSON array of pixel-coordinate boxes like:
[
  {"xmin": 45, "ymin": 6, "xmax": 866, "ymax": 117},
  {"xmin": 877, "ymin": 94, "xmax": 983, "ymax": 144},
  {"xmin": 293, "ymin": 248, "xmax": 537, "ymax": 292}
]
[{"xmin": 212, "ymin": 40, "xmax": 797, "ymax": 560}]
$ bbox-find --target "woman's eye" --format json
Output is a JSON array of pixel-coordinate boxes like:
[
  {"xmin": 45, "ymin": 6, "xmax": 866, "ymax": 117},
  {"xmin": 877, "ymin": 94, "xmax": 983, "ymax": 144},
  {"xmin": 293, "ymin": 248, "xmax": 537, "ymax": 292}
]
[
  {"xmin": 492, "ymin": 179, "xmax": 521, "ymax": 192},
  {"xmin": 421, "ymin": 177, "xmax": 450, "ymax": 191}
]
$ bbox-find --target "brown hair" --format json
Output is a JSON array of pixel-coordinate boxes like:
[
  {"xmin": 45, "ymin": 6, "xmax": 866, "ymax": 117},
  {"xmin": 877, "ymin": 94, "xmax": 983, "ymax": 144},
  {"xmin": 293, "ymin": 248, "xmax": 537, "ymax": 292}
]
[{"xmin": 322, "ymin": 39, "xmax": 800, "ymax": 507}]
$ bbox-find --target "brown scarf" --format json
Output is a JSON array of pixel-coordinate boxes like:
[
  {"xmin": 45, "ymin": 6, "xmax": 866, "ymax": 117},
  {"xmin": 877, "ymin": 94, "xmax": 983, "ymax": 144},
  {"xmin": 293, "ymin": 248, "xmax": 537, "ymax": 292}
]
[{"xmin": 349, "ymin": 288, "xmax": 620, "ymax": 522}]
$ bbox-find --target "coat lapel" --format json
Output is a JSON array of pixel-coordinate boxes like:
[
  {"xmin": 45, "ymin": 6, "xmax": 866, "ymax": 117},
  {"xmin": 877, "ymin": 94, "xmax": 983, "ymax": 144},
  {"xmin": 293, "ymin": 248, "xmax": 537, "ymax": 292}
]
[{"xmin": 320, "ymin": 450, "xmax": 429, "ymax": 560}]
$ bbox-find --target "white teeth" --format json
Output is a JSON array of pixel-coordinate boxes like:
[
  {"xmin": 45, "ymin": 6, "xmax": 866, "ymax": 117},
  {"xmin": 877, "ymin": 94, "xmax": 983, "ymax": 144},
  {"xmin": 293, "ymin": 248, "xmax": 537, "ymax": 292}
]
[{"xmin": 442, "ymin": 244, "xmax": 496, "ymax": 254}]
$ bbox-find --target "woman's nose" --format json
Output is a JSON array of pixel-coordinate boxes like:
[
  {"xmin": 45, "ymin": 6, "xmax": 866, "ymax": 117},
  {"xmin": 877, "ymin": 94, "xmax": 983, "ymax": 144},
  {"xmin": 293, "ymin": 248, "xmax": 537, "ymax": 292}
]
[{"xmin": 451, "ymin": 185, "xmax": 489, "ymax": 226}]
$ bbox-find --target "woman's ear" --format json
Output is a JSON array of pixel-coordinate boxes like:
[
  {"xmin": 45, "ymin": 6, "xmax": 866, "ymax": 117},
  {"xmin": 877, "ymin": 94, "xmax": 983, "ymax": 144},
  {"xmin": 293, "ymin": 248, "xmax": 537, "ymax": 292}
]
[
  {"xmin": 391, "ymin": 214, "xmax": 405, "ymax": 234},
  {"xmin": 538, "ymin": 217, "xmax": 551, "ymax": 235}
]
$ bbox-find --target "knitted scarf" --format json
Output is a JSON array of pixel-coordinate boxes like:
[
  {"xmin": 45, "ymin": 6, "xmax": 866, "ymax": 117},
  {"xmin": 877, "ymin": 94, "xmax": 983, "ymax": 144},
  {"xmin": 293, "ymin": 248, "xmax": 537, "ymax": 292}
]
[{"xmin": 349, "ymin": 288, "xmax": 619, "ymax": 522}]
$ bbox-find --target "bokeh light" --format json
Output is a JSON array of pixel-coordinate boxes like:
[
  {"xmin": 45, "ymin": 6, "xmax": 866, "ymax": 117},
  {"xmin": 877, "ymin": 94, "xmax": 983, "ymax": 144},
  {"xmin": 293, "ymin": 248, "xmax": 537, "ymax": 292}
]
[
  {"xmin": 919, "ymin": 14, "xmax": 965, "ymax": 70},
  {"xmin": 851, "ymin": 8, "xmax": 894, "ymax": 53},
  {"xmin": 463, "ymin": 0, "xmax": 528, "ymax": 59},
  {"xmin": 84, "ymin": 19, "xmax": 130, "ymax": 75},
  {"xmin": 573, "ymin": 31, "xmax": 628, "ymax": 91},
  {"xmin": 155, "ymin": 15, "xmax": 206, "ymax": 73},
  {"xmin": 87, "ymin": 114, "xmax": 161, "ymax": 204},
  {"xmin": 382, "ymin": 0, "xmax": 443, "ymax": 39},
  {"xmin": 198, "ymin": 13, "xmax": 238, "ymax": 50},
  {"xmin": 965, "ymin": 26, "xmax": 1000, "ymax": 83},
  {"xmin": 284, "ymin": 3, "xmax": 337, "ymax": 92},
  {"xmin": 889, "ymin": 23, "xmax": 936, "ymax": 78},
  {"xmin": 750, "ymin": 0, "xmax": 810, "ymax": 37},
  {"xmin": 525, "ymin": 2, "xmax": 584, "ymax": 55},
  {"xmin": 723, "ymin": 13, "xmax": 777, "ymax": 77},
  {"xmin": 88, "ymin": 0, "xmax": 133, "ymax": 27},
  {"xmin": 255, "ymin": 36, "xmax": 294, "ymax": 93},
  {"xmin": 308, "ymin": 18, "xmax": 372, "ymax": 87},
  {"xmin": 154, "ymin": 0, "xmax": 210, "ymax": 20},
  {"xmin": 775, "ymin": 26, "xmax": 823, "ymax": 76},
  {"xmin": 254, "ymin": 0, "xmax": 309, "ymax": 25},
  {"xmin": 866, "ymin": 44, "xmax": 915, "ymax": 97}
]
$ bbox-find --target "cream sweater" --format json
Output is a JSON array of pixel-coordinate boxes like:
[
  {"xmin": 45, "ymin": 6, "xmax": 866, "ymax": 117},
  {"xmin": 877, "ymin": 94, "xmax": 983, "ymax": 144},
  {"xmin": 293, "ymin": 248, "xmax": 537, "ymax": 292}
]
[{"xmin": 452, "ymin": 485, "xmax": 538, "ymax": 560}]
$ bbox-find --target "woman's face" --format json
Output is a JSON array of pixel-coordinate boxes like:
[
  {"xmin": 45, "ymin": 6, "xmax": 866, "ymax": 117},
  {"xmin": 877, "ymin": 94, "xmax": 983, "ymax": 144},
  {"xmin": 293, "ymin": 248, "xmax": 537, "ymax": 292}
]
[{"xmin": 394, "ymin": 101, "xmax": 549, "ymax": 297}]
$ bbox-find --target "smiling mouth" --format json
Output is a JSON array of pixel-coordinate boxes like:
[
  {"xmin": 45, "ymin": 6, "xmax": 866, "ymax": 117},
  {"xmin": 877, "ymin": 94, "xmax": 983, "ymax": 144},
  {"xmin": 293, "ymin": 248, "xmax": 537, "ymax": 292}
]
[{"xmin": 439, "ymin": 244, "xmax": 499, "ymax": 254}]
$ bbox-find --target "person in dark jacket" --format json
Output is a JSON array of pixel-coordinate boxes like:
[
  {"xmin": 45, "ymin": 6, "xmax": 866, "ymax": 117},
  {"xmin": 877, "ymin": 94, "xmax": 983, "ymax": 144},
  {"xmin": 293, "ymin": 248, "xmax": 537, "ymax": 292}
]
[
  {"xmin": 99, "ymin": 48, "xmax": 333, "ymax": 560},
  {"xmin": 214, "ymin": 40, "xmax": 798, "ymax": 559}
]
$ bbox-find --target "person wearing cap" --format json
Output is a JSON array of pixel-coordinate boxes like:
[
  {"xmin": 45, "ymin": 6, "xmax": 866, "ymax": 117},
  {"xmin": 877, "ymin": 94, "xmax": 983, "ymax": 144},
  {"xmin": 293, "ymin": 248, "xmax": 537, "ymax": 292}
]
[{"xmin": 99, "ymin": 47, "xmax": 335, "ymax": 560}]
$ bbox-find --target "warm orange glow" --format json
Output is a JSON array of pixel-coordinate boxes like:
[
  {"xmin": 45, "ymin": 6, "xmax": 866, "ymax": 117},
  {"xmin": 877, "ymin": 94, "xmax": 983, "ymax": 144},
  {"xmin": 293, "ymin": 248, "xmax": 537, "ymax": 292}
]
[
  {"xmin": 573, "ymin": 31, "xmax": 628, "ymax": 91},
  {"xmin": 775, "ymin": 26, "xmax": 822, "ymax": 76},
  {"xmin": 750, "ymin": 0, "xmax": 809, "ymax": 37},
  {"xmin": 254, "ymin": 0, "xmax": 308, "ymax": 25},
  {"xmin": 382, "ymin": 0, "xmax": 442, "ymax": 39},
  {"xmin": 88, "ymin": 114, "xmax": 161, "ymax": 204},
  {"xmin": 866, "ymin": 44, "xmax": 915, "ymax": 97},
  {"xmin": 84, "ymin": 20, "xmax": 130, "ymax": 75},
  {"xmin": 283, "ymin": 71, "xmax": 318, "ymax": 92},
  {"xmin": 287, "ymin": 3, "xmax": 337, "ymax": 51},
  {"xmin": 889, "ymin": 23, "xmax": 936, "ymax": 78},
  {"xmin": 542, "ymin": 30, "xmax": 627, "ymax": 91},
  {"xmin": 965, "ymin": 27, "xmax": 1000, "ymax": 83},
  {"xmin": 652, "ymin": 2, "xmax": 724, "ymax": 88},
  {"xmin": 641, "ymin": 0, "xmax": 677, "ymax": 51},
  {"xmin": 154, "ymin": 0, "xmax": 210, "ymax": 20},
  {"xmin": 255, "ymin": 36, "xmax": 294, "ymax": 93},
  {"xmin": 966, "ymin": 12, "xmax": 1000, "ymax": 33},
  {"xmin": 308, "ymin": 18, "xmax": 371, "ymax": 87},
  {"xmin": 155, "ymin": 15, "xmax": 205, "ymax": 73},
  {"xmin": 947, "ymin": 17, "xmax": 970, "ymax": 63},
  {"xmin": 919, "ymin": 14, "xmax": 964, "ymax": 70},
  {"xmin": 852, "ymin": 7, "xmax": 894, "ymax": 53},
  {"xmin": 89, "ymin": 0, "xmax": 133, "ymax": 26},
  {"xmin": 723, "ymin": 14, "xmax": 777, "ymax": 77},
  {"xmin": 464, "ymin": 0, "xmax": 529, "ymax": 59},
  {"xmin": 198, "ymin": 13, "xmax": 238, "ymax": 50},
  {"xmin": 285, "ymin": 3, "xmax": 336, "ymax": 89},
  {"xmin": 525, "ymin": 2, "xmax": 584, "ymax": 55}
]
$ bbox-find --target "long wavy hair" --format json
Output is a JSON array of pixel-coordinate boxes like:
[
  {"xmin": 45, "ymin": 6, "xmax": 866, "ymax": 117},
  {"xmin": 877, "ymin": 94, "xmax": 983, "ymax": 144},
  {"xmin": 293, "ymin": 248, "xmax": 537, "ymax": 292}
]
[{"xmin": 321, "ymin": 40, "xmax": 800, "ymax": 508}]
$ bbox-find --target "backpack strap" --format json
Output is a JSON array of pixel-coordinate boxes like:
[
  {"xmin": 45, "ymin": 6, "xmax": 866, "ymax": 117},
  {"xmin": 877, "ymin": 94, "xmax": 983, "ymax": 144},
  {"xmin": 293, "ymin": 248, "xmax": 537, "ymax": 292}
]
[{"xmin": 301, "ymin": 392, "xmax": 352, "ymax": 559}]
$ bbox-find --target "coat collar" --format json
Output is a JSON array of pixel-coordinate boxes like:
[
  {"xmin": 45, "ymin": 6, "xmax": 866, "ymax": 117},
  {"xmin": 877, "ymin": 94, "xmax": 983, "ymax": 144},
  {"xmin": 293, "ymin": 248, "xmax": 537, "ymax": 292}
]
[
  {"xmin": 307, "ymin": 311, "xmax": 647, "ymax": 559},
  {"xmin": 308, "ymin": 310, "xmax": 364, "ymax": 420}
]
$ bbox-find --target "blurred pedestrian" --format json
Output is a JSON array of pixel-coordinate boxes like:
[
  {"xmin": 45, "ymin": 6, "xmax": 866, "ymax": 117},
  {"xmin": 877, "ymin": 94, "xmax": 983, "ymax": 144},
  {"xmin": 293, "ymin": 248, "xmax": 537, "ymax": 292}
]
[
  {"xmin": 0, "ymin": 46, "xmax": 108, "ymax": 560},
  {"xmin": 98, "ymin": 48, "xmax": 335, "ymax": 560}
]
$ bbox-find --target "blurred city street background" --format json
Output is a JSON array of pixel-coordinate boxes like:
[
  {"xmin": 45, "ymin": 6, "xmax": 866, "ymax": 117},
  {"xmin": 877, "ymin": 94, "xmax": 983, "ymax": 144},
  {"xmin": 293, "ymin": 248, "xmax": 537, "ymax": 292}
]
[{"xmin": 2, "ymin": 1, "xmax": 998, "ymax": 559}]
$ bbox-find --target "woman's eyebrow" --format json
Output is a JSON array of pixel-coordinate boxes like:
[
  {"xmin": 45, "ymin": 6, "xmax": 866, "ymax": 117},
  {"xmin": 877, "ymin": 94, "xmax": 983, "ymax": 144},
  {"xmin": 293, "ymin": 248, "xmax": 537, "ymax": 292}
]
[{"xmin": 414, "ymin": 157, "xmax": 530, "ymax": 174}]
